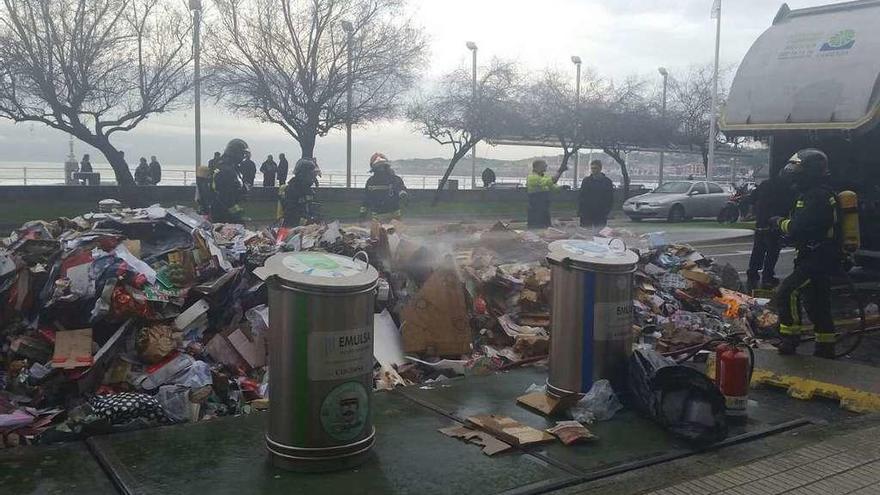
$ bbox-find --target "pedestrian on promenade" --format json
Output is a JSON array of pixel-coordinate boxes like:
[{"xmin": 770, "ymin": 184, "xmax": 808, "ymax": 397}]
[
  {"xmin": 148, "ymin": 156, "xmax": 162, "ymax": 185},
  {"xmin": 578, "ymin": 159, "xmax": 615, "ymax": 233},
  {"xmin": 277, "ymin": 153, "xmax": 289, "ymax": 186},
  {"xmin": 134, "ymin": 157, "xmax": 152, "ymax": 185},
  {"xmin": 260, "ymin": 155, "xmax": 277, "ymax": 187},
  {"xmin": 239, "ymin": 151, "xmax": 256, "ymax": 188}
]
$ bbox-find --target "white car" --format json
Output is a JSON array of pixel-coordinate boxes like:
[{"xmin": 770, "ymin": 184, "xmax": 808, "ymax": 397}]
[{"xmin": 623, "ymin": 181, "xmax": 730, "ymax": 222}]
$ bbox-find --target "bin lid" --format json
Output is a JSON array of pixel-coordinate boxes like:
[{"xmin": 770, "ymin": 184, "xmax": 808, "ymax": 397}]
[
  {"xmin": 255, "ymin": 251, "xmax": 379, "ymax": 292},
  {"xmin": 547, "ymin": 239, "xmax": 639, "ymax": 271}
]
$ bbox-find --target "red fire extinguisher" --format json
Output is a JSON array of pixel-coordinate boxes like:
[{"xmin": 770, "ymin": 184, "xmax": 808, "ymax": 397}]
[{"xmin": 715, "ymin": 342, "xmax": 752, "ymax": 420}]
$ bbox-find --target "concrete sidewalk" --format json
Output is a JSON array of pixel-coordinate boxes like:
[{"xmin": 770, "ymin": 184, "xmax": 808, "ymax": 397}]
[{"xmin": 648, "ymin": 425, "xmax": 880, "ymax": 494}]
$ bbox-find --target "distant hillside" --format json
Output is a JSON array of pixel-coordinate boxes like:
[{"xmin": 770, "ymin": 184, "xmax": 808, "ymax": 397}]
[{"xmin": 391, "ymin": 148, "xmax": 769, "ymax": 179}]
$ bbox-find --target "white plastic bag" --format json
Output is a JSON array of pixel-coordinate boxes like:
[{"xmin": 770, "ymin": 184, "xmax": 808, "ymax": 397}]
[{"xmin": 569, "ymin": 379, "xmax": 622, "ymax": 423}]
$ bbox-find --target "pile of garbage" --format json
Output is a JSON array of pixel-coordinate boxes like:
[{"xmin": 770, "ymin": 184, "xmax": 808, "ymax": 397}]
[
  {"xmin": 0, "ymin": 205, "xmax": 378, "ymax": 448},
  {"xmin": 0, "ymin": 206, "xmax": 781, "ymax": 448},
  {"xmin": 631, "ymin": 242, "xmax": 777, "ymax": 354}
]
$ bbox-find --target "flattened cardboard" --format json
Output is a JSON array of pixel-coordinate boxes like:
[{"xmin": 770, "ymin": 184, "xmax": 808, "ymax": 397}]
[
  {"xmin": 466, "ymin": 415, "xmax": 555, "ymax": 446},
  {"xmin": 52, "ymin": 329, "xmax": 94, "ymax": 369},
  {"xmin": 516, "ymin": 391, "xmax": 577, "ymax": 416},
  {"xmin": 438, "ymin": 425, "xmax": 512, "ymax": 456}
]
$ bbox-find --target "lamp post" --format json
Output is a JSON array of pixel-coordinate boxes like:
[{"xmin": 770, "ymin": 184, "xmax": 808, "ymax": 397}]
[
  {"xmin": 658, "ymin": 67, "xmax": 668, "ymax": 186},
  {"xmin": 708, "ymin": 0, "xmax": 722, "ymax": 181},
  {"xmin": 466, "ymin": 41, "xmax": 478, "ymax": 189},
  {"xmin": 571, "ymin": 55, "xmax": 582, "ymax": 188},
  {"xmin": 342, "ymin": 21, "xmax": 354, "ymax": 188},
  {"xmin": 190, "ymin": 0, "xmax": 202, "ymax": 179}
]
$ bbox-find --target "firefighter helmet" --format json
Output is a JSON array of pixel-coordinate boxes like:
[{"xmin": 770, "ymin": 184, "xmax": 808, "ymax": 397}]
[
  {"xmin": 370, "ymin": 152, "xmax": 390, "ymax": 172},
  {"xmin": 222, "ymin": 138, "xmax": 250, "ymax": 166},
  {"xmin": 782, "ymin": 148, "xmax": 829, "ymax": 182}
]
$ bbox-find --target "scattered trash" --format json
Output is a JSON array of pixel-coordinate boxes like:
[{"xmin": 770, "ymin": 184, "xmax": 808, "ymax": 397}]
[
  {"xmin": 547, "ymin": 421, "xmax": 597, "ymax": 445},
  {"xmin": 438, "ymin": 425, "xmax": 512, "ymax": 456},
  {"xmin": 466, "ymin": 415, "xmax": 555, "ymax": 446},
  {"xmin": 568, "ymin": 379, "xmax": 622, "ymax": 423},
  {"xmin": 628, "ymin": 348, "xmax": 728, "ymax": 445}
]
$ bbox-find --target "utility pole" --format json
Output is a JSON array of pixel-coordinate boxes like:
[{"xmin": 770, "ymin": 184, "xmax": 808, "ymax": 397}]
[
  {"xmin": 708, "ymin": 0, "xmax": 722, "ymax": 181},
  {"xmin": 658, "ymin": 67, "xmax": 669, "ymax": 186},
  {"xmin": 467, "ymin": 41, "xmax": 478, "ymax": 189},
  {"xmin": 342, "ymin": 21, "xmax": 354, "ymax": 188},
  {"xmin": 572, "ymin": 56, "xmax": 582, "ymax": 188},
  {"xmin": 190, "ymin": 0, "xmax": 202, "ymax": 177}
]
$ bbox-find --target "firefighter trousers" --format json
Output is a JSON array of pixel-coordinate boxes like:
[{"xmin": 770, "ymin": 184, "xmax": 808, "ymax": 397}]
[{"xmin": 774, "ymin": 264, "xmax": 836, "ymax": 343}]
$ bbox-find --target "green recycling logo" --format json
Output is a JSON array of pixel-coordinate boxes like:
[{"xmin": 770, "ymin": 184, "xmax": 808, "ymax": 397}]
[{"xmin": 821, "ymin": 29, "xmax": 856, "ymax": 51}]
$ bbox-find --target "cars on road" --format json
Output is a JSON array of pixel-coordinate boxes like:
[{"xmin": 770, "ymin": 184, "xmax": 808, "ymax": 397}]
[{"xmin": 623, "ymin": 181, "xmax": 730, "ymax": 222}]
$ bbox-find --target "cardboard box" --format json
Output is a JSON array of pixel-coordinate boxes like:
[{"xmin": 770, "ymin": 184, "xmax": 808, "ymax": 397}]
[{"xmin": 401, "ymin": 268, "xmax": 471, "ymax": 357}]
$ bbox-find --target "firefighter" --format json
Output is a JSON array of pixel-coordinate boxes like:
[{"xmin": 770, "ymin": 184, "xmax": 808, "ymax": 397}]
[
  {"xmin": 770, "ymin": 148, "xmax": 839, "ymax": 359},
  {"xmin": 746, "ymin": 175, "xmax": 795, "ymax": 291},
  {"xmin": 279, "ymin": 158, "xmax": 319, "ymax": 227},
  {"xmin": 210, "ymin": 139, "xmax": 249, "ymax": 223},
  {"xmin": 361, "ymin": 153, "xmax": 407, "ymax": 222},
  {"xmin": 526, "ymin": 159, "xmax": 567, "ymax": 229}
]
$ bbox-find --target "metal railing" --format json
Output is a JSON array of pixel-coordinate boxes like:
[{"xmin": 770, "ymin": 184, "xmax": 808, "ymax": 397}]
[
  {"xmin": 1, "ymin": 164, "xmax": 720, "ymax": 190},
  {"xmin": 0, "ymin": 165, "xmax": 583, "ymax": 190}
]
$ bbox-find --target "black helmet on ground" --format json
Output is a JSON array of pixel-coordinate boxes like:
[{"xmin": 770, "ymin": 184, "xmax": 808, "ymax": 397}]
[
  {"xmin": 222, "ymin": 138, "xmax": 250, "ymax": 166},
  {"xmin": 781, "ymin": 148, "xmax": 829, "ymax": 185}
]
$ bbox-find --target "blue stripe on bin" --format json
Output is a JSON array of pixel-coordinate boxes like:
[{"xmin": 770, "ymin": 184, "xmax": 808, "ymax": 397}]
[{"xmin": 581, "ymin": 272, "xmax": 596, "ymax": 393}]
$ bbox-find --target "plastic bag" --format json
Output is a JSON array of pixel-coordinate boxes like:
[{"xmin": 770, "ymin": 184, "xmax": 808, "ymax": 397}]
[
  {"xmin": 569, "ymin": 379, "xmax": 622, "ymax": 423},
  {"xmin": 628, "ymin": 348, "xmax": 727, "ymax": 445},
  {"xmin": 524, "ymin": 383, "xmax": 546, "ymax": 394},
  {"xmin": 157, "ymin": 385, "xmax": 190, "ymax": 422}
]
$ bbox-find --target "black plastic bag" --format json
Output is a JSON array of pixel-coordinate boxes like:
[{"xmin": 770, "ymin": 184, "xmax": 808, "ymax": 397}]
[{"xmin": 628, "ymin": 348, "xmax": 728, "ymax": 445}]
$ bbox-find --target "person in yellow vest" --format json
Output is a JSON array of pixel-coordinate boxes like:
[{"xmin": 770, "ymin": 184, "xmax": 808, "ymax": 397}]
[{"xmin": 526, "ymin": 159, "xmax": 567, "ymax": 229}]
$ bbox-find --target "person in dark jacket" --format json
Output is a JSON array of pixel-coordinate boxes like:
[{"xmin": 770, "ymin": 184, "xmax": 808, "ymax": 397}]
[
  {"xmin": 80, "ymin": 154, "xmax": 93, "ymax": 173},
  {"xmin": 770, "ymin": 149, "xmax": 840, "ymax": 359},
  {"xmin": 238, "ymin": 151, "xmax": 257, "ymax": 188},
  {"xmin": 260, "ymin": 155, "xmax": 277, "ymax": 187},
  {"xmin": 526, "ymin": 159, "xmax": 566, "ymax": 229},
  {"xmin": 578, "ymin": 159, "xmax": 615, "ymax": 233},
  {"xmin": 481, "ymin": 168, "xmax": 497, "ymax": 188},
  {"xmin": 208, "ymin": 152, "xmax": 222, "ymax": 172},
  {"xmin": 277, "ymin": 153, "xmax": 289, "ymax": 186},
  {"xmin": 361, "ymin": 153, "xmax": 408, "ymax": 221},
  {"xmin": 134, "ymin": 157, "xmax": 152, "ymax": 185},
  {"xmin": 210, "ymin": 139, "xmax": 249, "ymax": 223},
  {"xmin": 148, "ymin": 156, "xmax": 162, "ymax": 185},
  {"xmin": 281, "ymin": 158, "xmax": 319, "ymax": 227},
  {"xmin": 746, "ymin": 176, "xmax": 795, "ymax": 291}
]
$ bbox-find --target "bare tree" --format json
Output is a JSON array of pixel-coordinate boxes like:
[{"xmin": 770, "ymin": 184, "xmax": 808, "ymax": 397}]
[
  {"xmin": 584, "ymin": 77, "xmax": 668, "ymax": 199},
  {"xmin": 518, "ymin": 69, "xmax": 604, "ymax": 174},
  {"xmin": 668, "ymin": 64, "xmax": 734, "ymax": 173},
  {"xmin": 0, "ymin": 0, "xmax": 193, "ymax": 185},
  {"xmin": 407, "ymin": 60, "xmax": 521, "ymax": 202},
  {"xmin": 208, "ymin": 0, "xmax": 426, "ymax": 159}
]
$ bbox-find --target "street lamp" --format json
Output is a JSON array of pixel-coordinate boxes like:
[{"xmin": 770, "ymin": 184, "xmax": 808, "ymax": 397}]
[
  {"xmin": 466, "ymin": 41, "xmax": 478, "ymax": 189},
  {"xmin": 189, "ymin": 0, "xmax": 202, "ymax": 179},
  {"xmin": 571, "ymin": 56, "xmax": 582, "ymax": 188},
  {"xmin": 658, "ymin": 67, "xmax": 669, "ymax": 186},
  {"xmin": 342, "ymin": 21, "xmax": 354, "ymax": 188}
]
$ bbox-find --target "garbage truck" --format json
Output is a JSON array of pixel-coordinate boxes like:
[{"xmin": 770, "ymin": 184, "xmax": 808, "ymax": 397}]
[{"xmin": 721, "ymin": 0, "xmax": 880, "ymax": 265}]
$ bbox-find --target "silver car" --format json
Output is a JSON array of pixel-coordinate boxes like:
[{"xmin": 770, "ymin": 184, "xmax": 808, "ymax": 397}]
[{"xmin": 623, "ymin": 181, "xmax": 730, "ymax": 222}]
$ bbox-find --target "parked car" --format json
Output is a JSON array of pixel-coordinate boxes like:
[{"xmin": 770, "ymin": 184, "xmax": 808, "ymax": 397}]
[{"xmin": 623, "ymin": 181, "xmax": 730, "ymax": 222}]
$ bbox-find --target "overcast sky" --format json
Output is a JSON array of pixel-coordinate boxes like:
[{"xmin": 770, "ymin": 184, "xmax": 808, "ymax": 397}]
[{"xmin": 0, "ymin": 0, "xmax": 847, "ymax": 173}]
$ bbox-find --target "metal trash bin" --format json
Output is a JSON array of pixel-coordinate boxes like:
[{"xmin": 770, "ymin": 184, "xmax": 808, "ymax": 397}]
[
  {"xmin": 254, "ymin": 251, "xmax": 379, "ymax": 472},
  {"xmin": 546, "ymin": 239, "xmax": 638, "ymax": 398}
]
